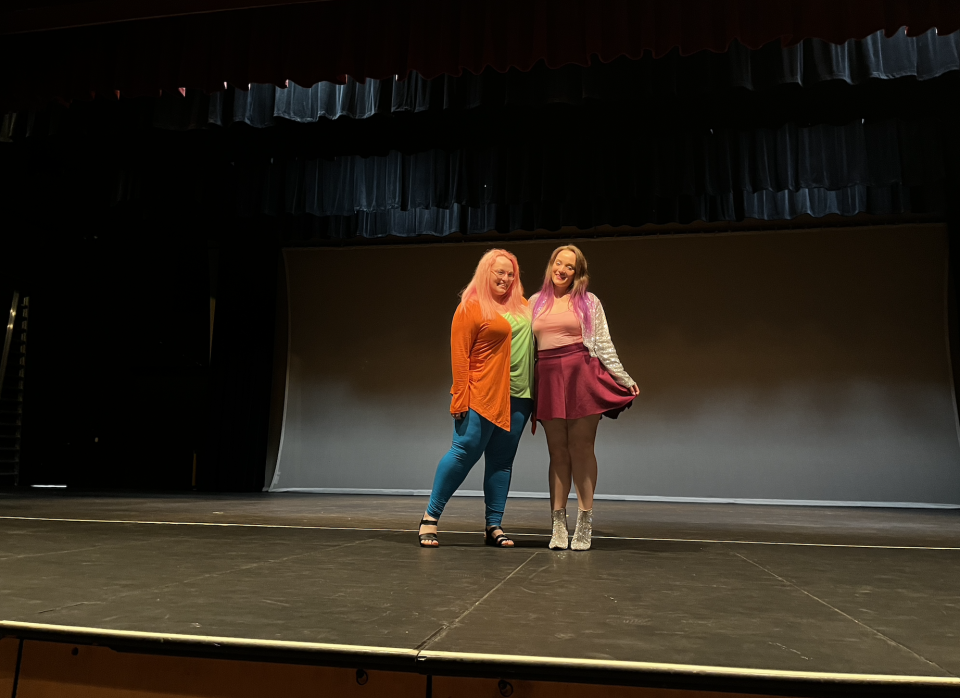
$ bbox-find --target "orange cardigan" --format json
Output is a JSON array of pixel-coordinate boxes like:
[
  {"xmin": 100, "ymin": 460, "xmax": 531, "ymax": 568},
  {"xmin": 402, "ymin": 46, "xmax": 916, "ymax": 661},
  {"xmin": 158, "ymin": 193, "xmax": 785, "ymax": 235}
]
[{"xmin": 449, "ymin": 300, "xmax": 512, "ymax": 431}]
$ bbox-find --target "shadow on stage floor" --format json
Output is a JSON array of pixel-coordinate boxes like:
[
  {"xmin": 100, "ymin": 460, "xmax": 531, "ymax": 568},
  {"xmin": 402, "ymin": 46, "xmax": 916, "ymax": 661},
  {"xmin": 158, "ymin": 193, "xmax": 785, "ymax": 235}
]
[{"xmin": 0, "ymin": 491, "xmax": 958, "ymax": 697}]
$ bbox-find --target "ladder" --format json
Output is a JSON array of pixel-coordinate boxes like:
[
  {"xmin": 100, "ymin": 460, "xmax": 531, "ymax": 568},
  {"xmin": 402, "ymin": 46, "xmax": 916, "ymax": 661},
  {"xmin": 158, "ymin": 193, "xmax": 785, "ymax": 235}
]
[{"xmin": 0, "ymin": 292, "xmax": 27, "ymax": 485}]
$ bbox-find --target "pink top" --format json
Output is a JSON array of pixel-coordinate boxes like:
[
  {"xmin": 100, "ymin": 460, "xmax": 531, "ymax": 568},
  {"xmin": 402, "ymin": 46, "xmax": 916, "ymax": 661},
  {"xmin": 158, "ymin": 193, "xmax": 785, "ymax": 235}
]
[{"xmin": 533, "ymin": 310, "xmax": 583, "ymax": 350}]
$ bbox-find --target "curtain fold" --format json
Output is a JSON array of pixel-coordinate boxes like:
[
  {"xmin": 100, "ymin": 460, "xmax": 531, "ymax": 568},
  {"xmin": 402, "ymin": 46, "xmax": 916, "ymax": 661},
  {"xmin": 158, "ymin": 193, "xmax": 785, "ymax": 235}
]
[
  {"xmin": 193, "ymin": 28, "xmax": 960, "ymax": 128},
  {"xmin": 5, "ymin": 28, "xmax": 958, "ymax": 142},
  {"xmin": 191, "ymin": 116, "xmax": 949, "ymax": 237},
  {"xmin": 5, "ymin": 0, "xmax": 960, "ymax": 112},
  {"xmin": 222, "ymin": 119, "xmax": 942, "ymax": 217},
  {"xmin": 3, "ymin": 84, "xmax": 953, "ymax": 240},
  {"xmin": 271, "ymin": 182, "xmax": 932, "ymax": 243},
  {"xmin": 0, "ymin": 123, "xmax": 946, "ymax": 241},
  {"xmin": 10, "ymin": 113, "xmax": 942, "ymax": 229}
]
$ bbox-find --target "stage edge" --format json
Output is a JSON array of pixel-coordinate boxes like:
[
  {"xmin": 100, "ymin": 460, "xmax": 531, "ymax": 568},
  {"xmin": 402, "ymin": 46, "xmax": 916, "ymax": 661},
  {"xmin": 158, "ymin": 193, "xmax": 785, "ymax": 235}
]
[{"xmin": 1, "ymin": 621, "xmax": 958, "ymax": 697}]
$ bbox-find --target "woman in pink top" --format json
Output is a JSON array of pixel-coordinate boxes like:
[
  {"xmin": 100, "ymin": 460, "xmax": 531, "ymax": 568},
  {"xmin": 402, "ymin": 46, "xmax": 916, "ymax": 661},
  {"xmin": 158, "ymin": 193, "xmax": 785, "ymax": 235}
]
[{"xmin": 530, "ymin": 245, "xmax": 638, "ymax": 551}]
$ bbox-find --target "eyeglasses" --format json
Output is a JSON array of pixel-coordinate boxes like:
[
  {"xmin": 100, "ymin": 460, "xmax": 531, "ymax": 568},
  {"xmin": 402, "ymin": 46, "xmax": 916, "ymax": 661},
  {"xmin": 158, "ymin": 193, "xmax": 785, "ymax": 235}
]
[{"xmin": 492, "ymin": 270, "xmax": 515, "ymax": 279}]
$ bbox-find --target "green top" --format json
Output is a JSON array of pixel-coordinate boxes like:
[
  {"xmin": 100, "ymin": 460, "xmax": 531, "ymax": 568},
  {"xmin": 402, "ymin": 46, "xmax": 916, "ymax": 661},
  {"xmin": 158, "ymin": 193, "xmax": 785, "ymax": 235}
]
[{"xmin": 504, "ymin": 312, "xmax": 534, "ymax": 399}]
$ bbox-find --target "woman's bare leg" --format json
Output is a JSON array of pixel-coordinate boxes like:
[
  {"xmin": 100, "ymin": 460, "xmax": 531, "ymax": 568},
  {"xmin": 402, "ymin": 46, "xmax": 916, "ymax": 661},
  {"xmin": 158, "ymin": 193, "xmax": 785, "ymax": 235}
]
[
  {"xmin": 567, "ymin": 414, "xmax": 601, "ymax": 511},
  {"xmin": 541, "ymin": 419, "xmax": 572, "ymax": 511}
]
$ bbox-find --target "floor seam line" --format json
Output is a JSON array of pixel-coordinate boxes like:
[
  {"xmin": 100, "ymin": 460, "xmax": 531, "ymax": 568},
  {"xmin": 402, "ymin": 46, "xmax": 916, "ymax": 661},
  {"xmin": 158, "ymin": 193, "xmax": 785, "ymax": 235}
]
[
  {"xmin": 732, "ymin": 551, "xmax": 955, "ymax": 677},
  {"xmin": 420, "ymin": 551, "xmax": 539, "ymax": 651},
  {"xmin": 413, "ymin": 625, "xmax": 447, "ymax": 651},
  {"xmin": 36, "ymin": 601, "xmax": 104, "ymax": 615}
]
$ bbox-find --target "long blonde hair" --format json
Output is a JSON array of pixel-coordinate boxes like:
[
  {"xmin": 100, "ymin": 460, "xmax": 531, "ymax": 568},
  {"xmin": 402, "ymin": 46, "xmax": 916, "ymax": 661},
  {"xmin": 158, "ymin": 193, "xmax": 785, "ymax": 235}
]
[
  {"xmin": 460, "ymin": 249, "xmax": 529, "ymax": 320},
  {"xmin": 531, "ymin": 245, "xmax": 592, "ymax": 332}
]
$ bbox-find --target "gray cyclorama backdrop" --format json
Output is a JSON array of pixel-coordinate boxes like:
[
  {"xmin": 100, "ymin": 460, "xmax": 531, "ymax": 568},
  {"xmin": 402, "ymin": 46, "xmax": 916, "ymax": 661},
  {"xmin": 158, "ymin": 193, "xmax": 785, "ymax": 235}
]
[{"xmin": 271, "ymin": 224, "xmax": 960, "ymax": 506}]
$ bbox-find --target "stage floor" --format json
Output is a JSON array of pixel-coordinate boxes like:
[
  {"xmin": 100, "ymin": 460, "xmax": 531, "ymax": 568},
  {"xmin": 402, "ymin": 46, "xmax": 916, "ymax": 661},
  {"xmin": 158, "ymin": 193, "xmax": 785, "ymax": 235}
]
[{"xmin": 1, "ymin": 492, "xmax": 958, "ymax": 679}]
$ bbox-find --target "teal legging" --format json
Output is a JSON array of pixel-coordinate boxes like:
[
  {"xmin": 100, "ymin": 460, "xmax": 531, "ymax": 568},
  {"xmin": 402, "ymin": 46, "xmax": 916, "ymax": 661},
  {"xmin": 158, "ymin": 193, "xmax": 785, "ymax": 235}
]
[{"xmin": 426, "ymin": 397, "xmax": 533, "ymax": 528}]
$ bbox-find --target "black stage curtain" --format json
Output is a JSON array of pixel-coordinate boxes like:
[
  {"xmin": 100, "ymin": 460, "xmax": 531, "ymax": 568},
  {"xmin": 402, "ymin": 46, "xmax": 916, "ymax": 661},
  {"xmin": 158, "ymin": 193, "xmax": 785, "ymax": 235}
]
[
  {"xmin": 89, "ymin": 116, "xmax": 943, "ymax": 237},
  {"xmin": 196, "ymin": 28, "xmax": 960, "ymax": 129},
  {"xmin": 0, "ymin": 213, "xmax": 213, "ymax": 490},
  {"xmin": 3, "ymin": 0, "xmax": 960, "ymax": 112},
  {"xmin": 5, "ymin": 28, "xmax": 953, "ymax": 130},
  {"xmin": 2, "ymin": 110, "xmax": 952, "ymax": 238},
  {"xmin": 235, "ymin": 119, "xmax": 944, "ymax": 211},
  {"xmin": 202, "ymin": 227, "xmax": 280, "ymax": 492}
]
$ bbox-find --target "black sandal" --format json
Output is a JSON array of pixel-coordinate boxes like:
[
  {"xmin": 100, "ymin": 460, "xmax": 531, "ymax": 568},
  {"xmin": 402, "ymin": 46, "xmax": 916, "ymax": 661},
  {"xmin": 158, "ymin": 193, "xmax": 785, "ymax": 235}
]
[
  {"xmin": 484, "ymin": 526, "xmax": 514, "ymax": 547},
  {"xmin": 418, "ymin": 517, "xmax": 439, "ymax": 547}
]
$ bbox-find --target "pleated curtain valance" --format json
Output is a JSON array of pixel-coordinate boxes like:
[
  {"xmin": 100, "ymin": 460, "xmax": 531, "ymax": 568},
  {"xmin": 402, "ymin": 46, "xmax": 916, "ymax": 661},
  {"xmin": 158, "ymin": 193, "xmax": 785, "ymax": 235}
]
[
  {"xmin": 6, "ymin": 26, "xmax": 953, "ymax": 135},
  {"xmin": 199, "ymin": 28, "xmax": 960, "ymax": 129},
  {"xmin": 88, "ymin": 117, "xmax": 945, "ymax": 239},
  {"xmin": 246, "ymin": 183, "xmax": 927, "ymax": 241},
  {"xmin": 224, "ymin": 121, "xmax": 937, "ymax": 215},
  {"xmin": 3, "ymin": 0, "xmax": 960, "ymax": 113},
  {"xmin": 5, "ymin": 25, "xmax": 959, "ymax": 138},
  {"xmin": 265, "ymin": 185, "xmax": 926, "ymax": 241},
  {"xmin": 1, "ymin": 115, "xmax": 947, "ymax": 239}
]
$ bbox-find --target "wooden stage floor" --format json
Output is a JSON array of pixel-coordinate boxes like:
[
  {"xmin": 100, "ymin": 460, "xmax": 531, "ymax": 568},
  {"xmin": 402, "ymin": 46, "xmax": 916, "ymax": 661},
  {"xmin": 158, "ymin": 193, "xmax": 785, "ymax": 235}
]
[{"xmin": 0, "ymin": 491, "xmax": 958, "ymax": 686}]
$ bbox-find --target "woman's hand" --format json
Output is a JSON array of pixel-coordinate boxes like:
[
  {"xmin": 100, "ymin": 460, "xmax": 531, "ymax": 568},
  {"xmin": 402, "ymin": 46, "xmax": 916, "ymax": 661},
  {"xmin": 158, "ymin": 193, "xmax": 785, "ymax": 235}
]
[
  {"xmin": 629, "ymin": 384, "xmax": 640, "ymax": 396},
  {"xmin": 453, "ymin": 412, "xmax": 467, "ymax": 420}
]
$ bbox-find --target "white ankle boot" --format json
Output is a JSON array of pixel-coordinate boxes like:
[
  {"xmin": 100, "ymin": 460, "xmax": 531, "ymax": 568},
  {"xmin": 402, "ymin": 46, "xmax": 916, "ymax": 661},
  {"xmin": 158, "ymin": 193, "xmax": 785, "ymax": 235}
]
[
  {"xmin": 571, "ymin": 508, "xmax": 593, "ymax": 551},
  {"xmin": 548, "ymin": 509, "xmax": 568, "ymax": 549}
]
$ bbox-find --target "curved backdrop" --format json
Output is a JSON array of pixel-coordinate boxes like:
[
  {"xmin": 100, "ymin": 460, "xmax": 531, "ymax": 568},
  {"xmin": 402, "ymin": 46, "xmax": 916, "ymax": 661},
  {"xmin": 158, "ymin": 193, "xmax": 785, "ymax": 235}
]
[{"xmin": 271, "ymin": 224, "xmax": 960, "ymax": 506}]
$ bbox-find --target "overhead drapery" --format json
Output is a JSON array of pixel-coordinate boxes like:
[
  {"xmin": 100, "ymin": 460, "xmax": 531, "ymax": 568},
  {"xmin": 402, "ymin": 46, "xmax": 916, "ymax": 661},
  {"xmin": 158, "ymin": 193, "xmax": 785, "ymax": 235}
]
[
  {"xmin": 4, "ymin": 113, "xmax": 946, "ymax": 240},
  {"xmin": 6, "ymin": 27, "xmax": 957, "ymax": 142},
  {"xmin": 202, "ymin": 28, "xmax": 960, "ymax": 128},
  {"xmin": 260, "ymin": 182, "xmax": 930, "ymax": 241},
  {"xmin": 1, "ymin": 23, "xmax": 955, "ymax": 241},
  {"xmin": 75, "ymin": 116, "xmax": 941, "ymax": 238},
  {"xmin": 220, "ymin": 119, "xmax": 945, "ymax": 210},
  {"xmin": 3, "ymin": 0, "xmax": 960, "ymax": 113}
]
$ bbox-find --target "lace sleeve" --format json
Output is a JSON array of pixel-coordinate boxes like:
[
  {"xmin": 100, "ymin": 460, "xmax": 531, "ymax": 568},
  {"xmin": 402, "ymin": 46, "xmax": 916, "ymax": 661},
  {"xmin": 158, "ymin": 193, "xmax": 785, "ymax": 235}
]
[{"xmin": 590, "ymin": 296, "xmax": 635, "ymax": 388}]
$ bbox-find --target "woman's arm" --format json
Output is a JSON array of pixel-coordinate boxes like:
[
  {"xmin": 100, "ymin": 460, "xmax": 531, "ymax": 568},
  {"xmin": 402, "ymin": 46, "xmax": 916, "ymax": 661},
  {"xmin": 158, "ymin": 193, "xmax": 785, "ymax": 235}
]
[
  {"xmin": 449, "ymin": 304, "xmax": 480, "ymax": 418},
  {"xmin": 590, "ymin": 295, "xmax": 638, "ymax": 392}
]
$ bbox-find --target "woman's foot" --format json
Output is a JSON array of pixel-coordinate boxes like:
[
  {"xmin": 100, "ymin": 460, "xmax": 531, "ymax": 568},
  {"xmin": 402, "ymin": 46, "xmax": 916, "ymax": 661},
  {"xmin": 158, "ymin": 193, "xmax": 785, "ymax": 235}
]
[
  {"xmin": 571, "ymin": 508, "xmax": 593, "ymax": 551},
  {"xmin": 548, "ymin": 509, "xmax": 568, "ymax": 550},
  {"xmin": 484, "ymin": 526, "xmax": 515, "ymax": 547},
  {"xmin": 418, "ymin": 514, "xmax": 439, "ymax": 547}
]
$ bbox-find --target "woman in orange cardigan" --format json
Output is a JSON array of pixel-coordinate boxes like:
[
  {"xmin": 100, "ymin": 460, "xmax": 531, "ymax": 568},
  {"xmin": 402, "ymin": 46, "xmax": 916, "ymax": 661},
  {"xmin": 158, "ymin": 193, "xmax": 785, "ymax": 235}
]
[{"xmin": 418, "ymin": 249, "xmax": 534, "ymax": 548}]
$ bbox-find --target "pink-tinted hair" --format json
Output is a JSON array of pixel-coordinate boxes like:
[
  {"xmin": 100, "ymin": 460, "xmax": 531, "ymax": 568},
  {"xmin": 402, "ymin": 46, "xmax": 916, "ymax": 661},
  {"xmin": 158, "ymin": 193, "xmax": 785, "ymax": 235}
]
[
  {"xmin": 531, "ymin": 245, "xmax": 593, "ymax": 333},
  {"xmin": 460, "ymin": 249, "xmax": 529, "ymax": 320}
]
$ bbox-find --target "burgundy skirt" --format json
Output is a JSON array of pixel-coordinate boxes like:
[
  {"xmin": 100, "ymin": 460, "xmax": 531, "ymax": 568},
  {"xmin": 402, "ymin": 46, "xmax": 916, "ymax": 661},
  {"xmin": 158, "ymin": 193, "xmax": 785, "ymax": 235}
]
[{"xmin": 535, "ymin": 343, "xmax": 634, "ymax": 421}]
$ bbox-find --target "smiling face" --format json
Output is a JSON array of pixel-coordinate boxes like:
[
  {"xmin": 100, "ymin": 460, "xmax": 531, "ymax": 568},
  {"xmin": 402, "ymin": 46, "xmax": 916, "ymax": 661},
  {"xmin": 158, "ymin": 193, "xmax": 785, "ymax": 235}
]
[
  {"xmin": 551, "ymin": 249, "xmax": 577, "ymax": 293},
  {"xmin": 490, "ymin": 255, "xmax": 516, "ymax": 297}
]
